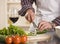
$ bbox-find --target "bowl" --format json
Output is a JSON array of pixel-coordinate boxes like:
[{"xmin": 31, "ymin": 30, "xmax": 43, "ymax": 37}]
[{"xmin": 55, "ymin": 26, "xmax": 60, "ymax": 38}]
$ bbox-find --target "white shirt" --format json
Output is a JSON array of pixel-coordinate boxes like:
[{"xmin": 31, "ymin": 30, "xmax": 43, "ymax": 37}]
[
  {"xmin": 29, "ymin": 0, "xmax": 60, "ymax": 32},
  {"xmin": 36, "ymin": 0, "xmax": 60, "ymax": 22}
]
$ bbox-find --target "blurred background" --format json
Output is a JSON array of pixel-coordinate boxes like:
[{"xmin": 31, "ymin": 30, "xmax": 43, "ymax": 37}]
[{"xmin": 0, "ymin": 0, "xmax": 36, "ymax": 29}]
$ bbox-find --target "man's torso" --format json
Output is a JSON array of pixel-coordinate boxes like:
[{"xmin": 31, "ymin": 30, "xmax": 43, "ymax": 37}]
[{"xmin": 35, "ymin": 0, "xmax": 60, "ymax": 22}]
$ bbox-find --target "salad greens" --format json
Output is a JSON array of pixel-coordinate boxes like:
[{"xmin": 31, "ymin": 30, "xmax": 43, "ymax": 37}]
[{"xmin": 0, "ymin": 25, "xmax": 26, "ymax": 36}]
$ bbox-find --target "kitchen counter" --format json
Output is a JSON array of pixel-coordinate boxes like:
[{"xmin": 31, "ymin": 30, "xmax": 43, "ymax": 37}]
[
  {"xmin": 0, "ymin": 32, "xmax": 60, "ymax": 44},
  {"xmin": 26, "ymin": 31, "xmax": 60, "ymax": 44}
]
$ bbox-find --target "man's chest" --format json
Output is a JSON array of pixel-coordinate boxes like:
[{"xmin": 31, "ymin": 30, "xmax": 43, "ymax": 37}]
[
  {"xmin": 35, "ymin": 0, "xmax": 59, "ymax": 10},
  {"xmin": 35, "ymin": 0, "xmax": 59, "ymax": 6}
]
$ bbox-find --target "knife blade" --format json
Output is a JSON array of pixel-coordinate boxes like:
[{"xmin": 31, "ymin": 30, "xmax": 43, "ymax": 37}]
[
  {"xmin": 33, "ymin": 21, "xmax": 38, "ymax": 30},
  {"xmin": 31, "ymin": 21, "xmax": 38, "ymax": 35}
]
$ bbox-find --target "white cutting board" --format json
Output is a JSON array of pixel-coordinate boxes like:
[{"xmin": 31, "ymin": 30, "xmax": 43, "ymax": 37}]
[{"xmin": 27, "ymin": 34, "xmax": 51, "ymax": 41}]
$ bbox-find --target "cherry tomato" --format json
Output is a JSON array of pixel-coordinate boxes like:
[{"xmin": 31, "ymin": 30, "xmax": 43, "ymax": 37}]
[
  {"xmin": 5, "ymin": 36, "xmax": 12, "ymax": 44},
  {"xmin": 21, "ymin": 35, "xmax": 27, "ymax": 43},
  {"xmin": 12, "ymin": 35, "xmax": 21, "ymax": 44}
]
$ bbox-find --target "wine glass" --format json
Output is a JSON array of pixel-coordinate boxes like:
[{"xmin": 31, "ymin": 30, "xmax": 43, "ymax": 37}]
[{"xmin": 9, "ymin": 8, "xmax": 19, "ymax": 23}]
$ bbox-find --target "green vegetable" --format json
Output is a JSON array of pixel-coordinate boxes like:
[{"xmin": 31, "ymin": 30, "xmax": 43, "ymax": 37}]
[
  {"xmin": 36, "ymin": 29, "xmax": 48, "ymax": 34},
  {"xmin": 28, "ymin": 32, "xmax": 36, "ymax": 36},
  {"xmin": 0, "ymin": 35, "xmax": 6, "ymax": 42},
  {"xmin": 0, "ymin": 28, "xmax": 8, "ymax": 35},
  {"xmin": 0, "ymin": 24, "xmax": 27, "ymax": 36},
  {"xmin": 28, "ymin": 29, "xmax": 48, "ymax": 36}
]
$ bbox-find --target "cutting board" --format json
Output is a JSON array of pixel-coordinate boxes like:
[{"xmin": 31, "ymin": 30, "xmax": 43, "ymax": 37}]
[{"xmin": 27, "ymin": 33, "xmax": 51, "ymax": 41}]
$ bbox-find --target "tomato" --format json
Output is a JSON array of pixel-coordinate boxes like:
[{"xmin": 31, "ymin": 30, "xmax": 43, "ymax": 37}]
[
  {"xmin": 12, "ymin": 35, "xmax": 21, "ymax": 44},
  {"xmin": 5, "ymin": 36, "xmax": 12, "ymax": 44},
  {"xmin": 21, "ymin": 35, "xmax": 27, "ymax": 43}
]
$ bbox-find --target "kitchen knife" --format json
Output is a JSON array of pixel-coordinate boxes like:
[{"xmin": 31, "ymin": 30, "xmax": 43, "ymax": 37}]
[
  {"xmin": 33, "ymin": 21, "xmax": 38, "ymax": 29},
  {"xmin": 31, "ymin": 21, "xmax": 38, "ymax": 35}
]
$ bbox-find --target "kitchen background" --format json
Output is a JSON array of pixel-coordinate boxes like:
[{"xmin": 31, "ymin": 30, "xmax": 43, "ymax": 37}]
[{"xmin": 0, "ymin": 0, "xmax": 36, "ymax": 29}]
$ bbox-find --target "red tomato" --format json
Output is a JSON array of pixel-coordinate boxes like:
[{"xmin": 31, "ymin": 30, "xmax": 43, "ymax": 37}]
[
  {"xmin": 5, "ymin": 36, "xmax": 12, "ymax": 44},
  {"xmin": 12, "ymin": 35, "xmax": 21, "ymax": 44},
  {"xmin": 21, "ymin": 35, "xmax": 27, "ymax": 43}
]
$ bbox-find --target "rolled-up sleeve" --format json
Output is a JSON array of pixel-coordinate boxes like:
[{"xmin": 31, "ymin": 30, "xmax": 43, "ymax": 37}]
[
  {"xmin": 18, "ymin": 0, "xmax": 35, "ymax": 16},
  {"xmin": 52, "ymin": 16, "xmax": 60, "ymax": 26}
]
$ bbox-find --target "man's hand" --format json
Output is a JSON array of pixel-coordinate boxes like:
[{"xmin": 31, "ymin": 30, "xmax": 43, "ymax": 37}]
[
  {"xmin": 38, "ymin": 21, "xmax": 53, "ymax": 31},
  {"xmin": 25, "ymin": 9, "xmax": 35, "ymax": 23}
]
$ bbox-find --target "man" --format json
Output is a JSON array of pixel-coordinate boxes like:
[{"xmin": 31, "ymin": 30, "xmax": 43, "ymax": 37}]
[{"xmin": 18, "ymin": 0, "xmax": 60, "ymax": 31}]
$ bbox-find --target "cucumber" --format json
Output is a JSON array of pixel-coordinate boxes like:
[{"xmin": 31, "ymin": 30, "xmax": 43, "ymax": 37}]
[{"xmin": 36, "ymin": 29, "xmax": 48, "ymax": 34}]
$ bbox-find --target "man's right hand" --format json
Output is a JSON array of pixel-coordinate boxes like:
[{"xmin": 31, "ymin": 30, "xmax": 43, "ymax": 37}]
[{"xmin": 25, "ymin": 9, "xmax": 35, "ymax": 23}]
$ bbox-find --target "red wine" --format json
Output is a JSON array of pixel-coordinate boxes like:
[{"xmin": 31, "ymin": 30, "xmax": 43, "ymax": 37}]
[{"xmin": 9, "ymin": 17, "xmax": 19, "ymax": 23}]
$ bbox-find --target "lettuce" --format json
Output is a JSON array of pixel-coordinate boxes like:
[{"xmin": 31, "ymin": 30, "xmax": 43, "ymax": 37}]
[{"xmin": 0, "ymin": 25, "xmax": 27, "ymax": 36}]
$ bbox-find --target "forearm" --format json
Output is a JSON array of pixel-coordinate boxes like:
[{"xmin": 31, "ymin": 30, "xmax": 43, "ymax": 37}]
[{"xmin": 18, "ymin": 0, "xmax": 35, "ymax": 16}]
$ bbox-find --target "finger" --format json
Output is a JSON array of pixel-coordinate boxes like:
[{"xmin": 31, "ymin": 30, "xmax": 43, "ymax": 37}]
[
  {"xmin": 25, "ymin": 15, "xmax": 28, "ymax": 21},
  {"xmin": 38, "ymin": 22, "xmax": 41, "ymax": 29},
  {"xmin": 40, "ymin": 23, "xmax": 47, "ymax": 31},
  {"xmin": 31, "ymin": 13, "xmax": 35, "ymax": 22},
  {"xmin": 41, "ymin": 26, "xmax": 48, "ymax": 31},
  {"xmin": 40, "ymin": 27, "xmax": 48, "ymax": 32},
  {"xmin": 28, "ymin": 14, "xmax": 31, "ymax": 22},
  {"xmin": 38, "ymin": 21, "xmax": 46, "ymax": 29},
  {"xmin": 39, "ymin": 25, "xmax": 46, "ymax": 32},
  {"xmin": 30, "ymin": 14, "xmax": 33, "ymax": 22}
]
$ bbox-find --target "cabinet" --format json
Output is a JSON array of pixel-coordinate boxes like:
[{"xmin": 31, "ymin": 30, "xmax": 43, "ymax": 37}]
[
  {"xmin": 0, "ymin": 0, "xmax": 7, "ymax": 29},
  {"xmin": 7, "ymin": 0, "xmax": 30, "ymax": 27}
]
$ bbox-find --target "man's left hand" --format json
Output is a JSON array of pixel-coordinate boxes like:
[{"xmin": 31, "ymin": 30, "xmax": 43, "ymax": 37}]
[{"xmin": 38, "ymin": 21, "xmax": 52, "ymax": 31}]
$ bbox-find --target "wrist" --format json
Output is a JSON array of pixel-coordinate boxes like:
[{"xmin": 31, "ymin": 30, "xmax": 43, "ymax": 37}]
[
  {"xmin": 27, "ymin": 9, "xmax": 34, "ymax": 13},
  {"xmin": 51, "ymin": 22, "xmax": 56, "ymax": 29},
  {"xmin": 25, "ymin": 9, "xmax": 34, "ymax": 16}
]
